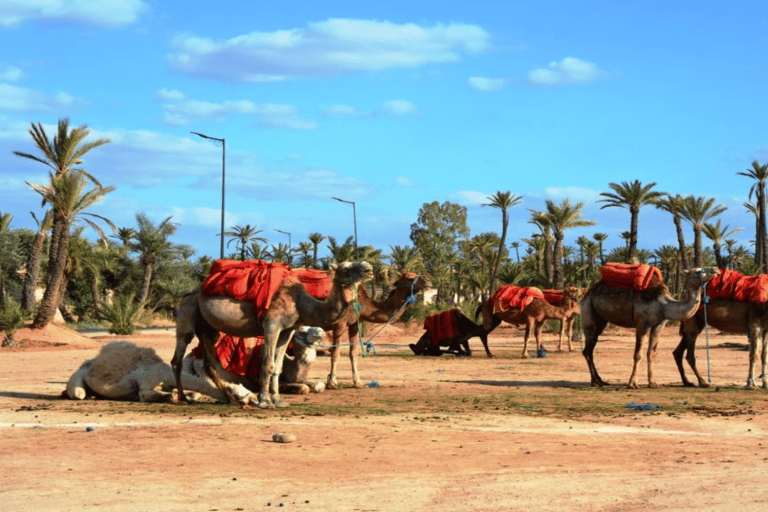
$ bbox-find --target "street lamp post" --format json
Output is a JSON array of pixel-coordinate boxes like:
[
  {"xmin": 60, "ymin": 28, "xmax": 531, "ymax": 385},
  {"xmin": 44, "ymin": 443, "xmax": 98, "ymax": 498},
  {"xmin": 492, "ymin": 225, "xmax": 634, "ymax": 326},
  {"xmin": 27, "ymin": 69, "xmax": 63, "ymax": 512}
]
[
  {"xmin": 275, "ymin": 229, "xmax": 291, "ymax": 264},
  {"xmin": 332, "ymin": 196, "xmax": 357, "ymax": 257},
  {"xmin": 191, "ymin": 131, "xmax": 225, "ymax": 259}
]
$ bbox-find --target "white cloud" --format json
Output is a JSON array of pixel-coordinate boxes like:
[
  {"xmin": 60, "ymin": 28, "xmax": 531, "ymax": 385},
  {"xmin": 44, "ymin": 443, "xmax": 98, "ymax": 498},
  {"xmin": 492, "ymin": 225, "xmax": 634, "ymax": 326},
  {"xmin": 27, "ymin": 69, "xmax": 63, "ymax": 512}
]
[
  {"xmin": 0, "ymin": 64, "xmax": 23, "ymax": 82},
  {"xmin": 542, "ymin": 186, "xmax": 602, "ymax": 202},
  {"xmin": 468, "ymin": 76, "xmax": 508, "ymax": 92},
  {"xmin": 320, "ymin": 104, "xmax": 370, "ymax": 117},
  {"xmin": 0, "ymin": 83, "xmax": 80, "ymax": 112},
  {"xmin": 395, "ymin": 176, "xmax": 416, "ymax": 187},
  {"xmin": 157, "ymin": 89, "xmax": 317, "ymax": 130},
  {"xmin": 450, "ymin": 190, "xmax": 490, "ymax": 205},
  {"xmin": 527, "ymin": 57, "xmax": 612, "ymax": 86},
  {"xmin": 380, "ymin": 99, "xmax": 418, "ymax": 116},
  {"xmin": 321, "ymin": 99, "xmax": 418, "ymax": 118},
  {"xmin": 167, "ymin": 18, "xmax": 491, "ymax": 82},
  {"xmin": 0, "ymin": 0, "xmax": 148, "ymax": 28}
]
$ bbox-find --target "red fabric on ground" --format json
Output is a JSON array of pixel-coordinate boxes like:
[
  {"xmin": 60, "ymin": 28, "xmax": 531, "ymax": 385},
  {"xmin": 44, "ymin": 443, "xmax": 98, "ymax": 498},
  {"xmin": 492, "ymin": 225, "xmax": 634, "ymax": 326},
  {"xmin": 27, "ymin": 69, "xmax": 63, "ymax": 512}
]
[
  {"xmin": 423, "ymin": 310, "xmax": 460, "ymax": 345},
  {"xmin": 599, "ymin": 263, "xmax": 663, "ymax": 291},
  {"xmin": 201, "ymin": 260, "xmax": 293, "ymax": 316},
  {"xmin": 491, "ymin": 285, "xmax": 545, "ymax": 314},
  {"xmin": 705, "ymin": 269, "xmax": 768, "ymax": 305},
  {"xmin": 542, "ymin": 289, "xmax": 564, "ymax": 305},
  {"xmin": 191, "ymin": 334, "xmax": 263, "ymax": 379},
  {"xmin": 293, "ymin": 268, "xmax": 332, "ymax": 300}
]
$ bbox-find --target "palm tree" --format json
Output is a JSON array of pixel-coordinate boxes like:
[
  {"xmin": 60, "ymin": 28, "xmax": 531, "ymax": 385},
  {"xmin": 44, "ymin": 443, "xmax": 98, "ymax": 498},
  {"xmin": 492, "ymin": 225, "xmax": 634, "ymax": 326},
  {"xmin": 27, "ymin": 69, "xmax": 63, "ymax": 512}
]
[
  {"xmin": 15, "ymin": 119, "xmax": 112, "ymax": 327},
  {"xmin": 307, "ymin": 232, "xmax": 325, "ymax": 269},
  {"xmin": 592, "ymin": 232, "xmax": 608, "ymax": 266},
  {"xmin": 655, "ymin": 193, "xmax": 691, "ymax": 271},
  {"xmin": 483, "ymin": 191, "xmax": 523, "ymax": 295},
  {"xmin": 0, "ymin": 212, "xmax": 11, "ymax": 308},
  {"xmin": 128, "ymin": 213, "xmax": 179, "ymax": 306},
  {"xmin": 702, "ymin": 219, "xmax": 743, "ymax": 270},
  {"xmin": 528, "ymin": 210, "xmax": 554, "ymax": 283},
  {"xmin": 224, "ymin": 224, "xmax": 267, "ymax": 261},
  {"xmin": 20, "ymin": 210, "xmax": 53, "ymax": 312},
  {"xmin": 738, "ymin": 160, "xmax": 768, "ymax": 271},
  {"xmin": 510, "ymin": 241, "xmax": 521, "ymax": 263},
  {"xmin": 598, "ymin": 180, "xmax": 663, "ymax": 262},
  {"xmin": 25, "ymin": 170, "xmax": 115, "ymax": 327},
  {"xmin": 388, "ymin": 245, "xmax": 424, "ymax": 275},
  {"xmin": 246, "ymin": 242, "xmax": 266, "ymax": 261},
  {"xmin": 294, "ymin": 241, "xmax": 313, "ymax": 267},
  {"xmin": 267, "ymin": 242, "xmax": 292, "ymax": 264},
  {"xmin": 325, "ymin": 236, "xmax": 355, "ymax": 264},
  {"xmin": 680, "ymin": 195, "xmax": 727, "ymax": 268},
  {"xmin": 544, "ymin": 199, "xmax": 596, "ymax": 288}
]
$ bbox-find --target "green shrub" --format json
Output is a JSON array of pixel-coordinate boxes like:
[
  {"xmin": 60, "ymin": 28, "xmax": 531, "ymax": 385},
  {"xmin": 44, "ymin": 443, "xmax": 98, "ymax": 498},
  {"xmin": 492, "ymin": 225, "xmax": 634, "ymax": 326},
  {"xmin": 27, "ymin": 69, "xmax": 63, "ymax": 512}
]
[
  {"xmin": 98, "ymin": 292, "xmax": 146, "ymax": 335},
  {"xmin": 0, "ymin": 297, "xmax": 28, "ymax": 347}
]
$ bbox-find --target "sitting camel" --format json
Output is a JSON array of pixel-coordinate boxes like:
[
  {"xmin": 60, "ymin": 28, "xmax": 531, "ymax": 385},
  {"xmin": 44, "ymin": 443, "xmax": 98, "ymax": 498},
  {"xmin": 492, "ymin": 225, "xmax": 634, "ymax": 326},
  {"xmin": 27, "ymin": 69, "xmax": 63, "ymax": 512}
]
[
  {"xmin": 675, "ymin": 298, "xmax": 768, "ymax": 390},
  {"xmin": 472, "ymin": 285, "xmax": 582, "ymax": 358},
  {"xmin": 325, "ymin": 272, "xmax": 428, "ymax": 388},
  {"xmin": 581, "ymin": 267, "xmax": 719, "ymax": 388},
  {"xmin": 409, "ymin": 308, "xmax": 488, "ymax": 356},
  {"xmin": 173, "ymin": 261, "xmax": 373, "ymax": 408},
  {"xmin": 183, "ymin": 326, "xmax": 328, "ymax": 396},
  {"xmin": 64, "ymin": 341, "xmax": 251, "ymax": 404}
]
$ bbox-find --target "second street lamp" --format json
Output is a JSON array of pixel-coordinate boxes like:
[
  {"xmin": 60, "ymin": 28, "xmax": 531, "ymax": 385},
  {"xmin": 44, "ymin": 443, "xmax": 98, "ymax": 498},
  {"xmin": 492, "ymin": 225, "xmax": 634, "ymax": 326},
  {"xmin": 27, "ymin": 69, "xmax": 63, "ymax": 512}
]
[
  {"xmin": 332, "ymin": 196, "xmax": 358, "ymax": 257},
  {"xmin": 191, "ymin": 131, "xmax": 226, "ymax": 259}
]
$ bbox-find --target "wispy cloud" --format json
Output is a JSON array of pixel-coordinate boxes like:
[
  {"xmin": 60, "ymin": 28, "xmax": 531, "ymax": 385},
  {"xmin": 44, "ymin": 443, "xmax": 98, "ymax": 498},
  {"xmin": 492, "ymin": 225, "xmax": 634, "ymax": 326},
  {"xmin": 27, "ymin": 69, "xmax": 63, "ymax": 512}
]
[
  {"xmin": 156, "ymin": 88, "xmax": 317, "ymax": 130},
  {"xmin": 167, "ymin": 19, "xmax": 491, "ymax": 82},
  {"xmin": 468, "ymin": 76, "xmax": 509, "ymax": 92},
  {"xmin": 0, "ymin": 0, "xmax": 148, "ymax": 28},
  {"xmin": 450, "ymin": 190, "xmax": 490, "ymax": 205},
  {"xmin": 527, "ymin": 57, "xmax": 615, "ymax": 86},
  {"xmin": 0, "ymin": 83, "xmax": 79, "ymax": 112},
  {"xmin": 0, "ymin": 64, "xmax": 23, "ymax": 82},
  {"xmin": 321, "ymin": 99, "xmax": 418, "ymax": 118}
]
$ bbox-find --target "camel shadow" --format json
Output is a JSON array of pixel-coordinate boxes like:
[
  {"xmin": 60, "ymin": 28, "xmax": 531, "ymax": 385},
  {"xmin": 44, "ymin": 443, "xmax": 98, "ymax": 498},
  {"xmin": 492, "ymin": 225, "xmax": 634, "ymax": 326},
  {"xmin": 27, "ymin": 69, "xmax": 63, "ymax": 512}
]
[
  {"xmin": 450, "ymin": 379, "xmax": 585, "ymax": 389},
  {"xmin": 0, "ymin": 390, "xmax": 64, "ymax": 400}
]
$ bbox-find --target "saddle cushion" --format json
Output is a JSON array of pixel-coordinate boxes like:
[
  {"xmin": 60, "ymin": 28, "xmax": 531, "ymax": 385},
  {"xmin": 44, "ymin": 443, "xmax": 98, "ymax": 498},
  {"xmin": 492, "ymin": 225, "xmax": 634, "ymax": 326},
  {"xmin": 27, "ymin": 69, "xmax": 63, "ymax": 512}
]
[
  {"xmin": 599, "ymin": 262, "xmax": 663, "ymax": 291},
  {"xmin": 423, "ymin": 310, "xmax": 460, "ymax": 345},
  {"xmin": 704, "ymin": 269, "xmax": 768, "ymax": 305},
  {"xmin": 491, "ymin": 285, "xmax": 545, "ymax": 314},
  {"xmin": 192, "ymin": 334, "xmax": 264, "ymax": 379}
]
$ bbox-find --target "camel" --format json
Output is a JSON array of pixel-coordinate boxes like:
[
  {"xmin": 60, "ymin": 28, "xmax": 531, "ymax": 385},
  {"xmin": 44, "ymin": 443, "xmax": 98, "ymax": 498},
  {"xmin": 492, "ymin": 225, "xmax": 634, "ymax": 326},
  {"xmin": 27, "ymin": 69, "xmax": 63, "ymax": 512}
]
[
  {"xmin": 473, "ymin": 285, "xmax": 583, "ymax": 359},
  {"xmin": 326, "ymin": 272, "xmax": 428, "ymax": 389},
  {"xmin": 581, "ymin": 267, "xmax": 719, "ymax": 389},
  {"xmin": 182, "ymin": 326, "xmax": 328, "ymax": 396},
  {"xmin": 409, "ymin": 308, "xmax": 488, "ymax": 356},
  {"xmin": 675, "ymin": 299, "xmax": 768, "ymax": 389},
  {"xmin": 64, "ymin": 341, "xmax": 251, "ymax": 404},
  {"xmin": 542, "ymin": 286, "xmax": 583, "ymax": 352},
  {"xmin": 172, "ymin": 261, "xmax": 373, "ymax": 409}
]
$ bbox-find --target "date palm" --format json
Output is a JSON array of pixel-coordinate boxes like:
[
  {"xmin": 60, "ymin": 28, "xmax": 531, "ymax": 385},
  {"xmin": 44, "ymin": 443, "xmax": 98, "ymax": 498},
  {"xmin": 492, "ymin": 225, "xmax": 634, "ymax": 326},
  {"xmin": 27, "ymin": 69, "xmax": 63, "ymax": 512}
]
[
  {"xmin": 680, "ymin": 195, "xmax": 727, "ymax": 268},
  {"xmin": 544, "ymin": 199, "xmax": 596, "ymax": 288},
  {"xmin": 598, "ymin": 180, "xmax": 663, "ymax": 262},
  {"xmin": 483, "ymin": 191, "xmax": 523, "ymax": 295},
  {"xmin": 0, "ymin": 212, "xmax": 11, "ymax": 308},
  {"xmin": 528, "ymin": 210, "xmax": 554, "ymax": 283},
  {"xmin": 702, "ymin": 219, "xmax": 743, "ymax": 270},
  {"xmin": 655, "ymin": 193, "xmax": 690, "ymax": 271},
  {"xmin": 307, "ymin": 232, "xmax": 325, "ymax": 269},
  {"xmin": 388, "ymin": 245, "xmax": 424, "ymax": 275},
  {"xmin": 738, "ymin": 160, "xmax": 768, "ymax": 271},
  {"xmin": 592, "ymin": 232, "xmax": 608, "ymax": 266},
  {"xmin": 15, "ymin": 118, "xmax": 112, "ymax": 327},
  {"xmin": 128, "ymin": 213, "xmax": 180, "ymax": 306},
  {"xmin": 224, "ymin": 224, "xmax": 267, "ymax": 261}
]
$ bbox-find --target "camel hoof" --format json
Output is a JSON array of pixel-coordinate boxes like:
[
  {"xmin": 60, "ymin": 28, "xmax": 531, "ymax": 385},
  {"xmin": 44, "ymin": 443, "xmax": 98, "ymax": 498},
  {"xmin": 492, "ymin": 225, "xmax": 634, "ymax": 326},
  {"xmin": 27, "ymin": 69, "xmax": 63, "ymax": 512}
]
[
  {"xmin": 647, "ymin": 382, "xmax": 660, "ymax": 389},
  {"xmin": 521, "ymin": 353, "xmax": 529, "ymax": 359},
  {"xmin": 257, "ymin": 401, "xmax": 275, "ymax": 409}
]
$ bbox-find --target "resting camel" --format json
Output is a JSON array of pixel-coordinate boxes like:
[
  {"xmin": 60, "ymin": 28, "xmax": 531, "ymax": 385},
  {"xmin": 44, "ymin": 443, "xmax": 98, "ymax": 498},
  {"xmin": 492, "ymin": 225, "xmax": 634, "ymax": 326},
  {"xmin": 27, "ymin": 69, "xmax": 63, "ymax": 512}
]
[
  {"xmin": 64, "ymin": 341, "xmax": 251, "ymax": 404},
  {"xmin": 183, "ymin": 326, "xmax": 328, "ymax": 396},
  {"xmin": 172, "ymin": 261, "xmax": 373, "ymax": 408},
  {"xmin": 675, "ymin": 299, "xmax": 768, "ymax": 389},
  {"xmin": 581, "ymin": 267, "xmax": 719, "ymax": 389},
  {"xmin": 473, "ymin": 285, "xmax": 582, "ymax": 359},
  {"xmin": 326, "ymin": 272, "xmax": 428, "ymax": 389},
  {"xmin": 409, "ymin": 308, "xmax": 488, "ymax": 356}
]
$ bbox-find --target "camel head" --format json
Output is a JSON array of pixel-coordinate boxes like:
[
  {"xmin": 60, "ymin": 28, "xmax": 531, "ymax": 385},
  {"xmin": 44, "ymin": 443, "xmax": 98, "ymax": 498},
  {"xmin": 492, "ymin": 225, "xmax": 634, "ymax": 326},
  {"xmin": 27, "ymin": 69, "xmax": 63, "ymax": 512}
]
[
  {"xmin": 393, "ymin": 272, "xmax": 430, "ymax": 294},
  {"xmin": 293, "ymin": 326, "xmax": 326, "ymax": 348},
  {"xmin": 329, "ymin": 261, "xmax": 374, "ymax": 302},
  {"xmin": 683, "ymin": 267, "xmax": 720, "ymax": 287}
]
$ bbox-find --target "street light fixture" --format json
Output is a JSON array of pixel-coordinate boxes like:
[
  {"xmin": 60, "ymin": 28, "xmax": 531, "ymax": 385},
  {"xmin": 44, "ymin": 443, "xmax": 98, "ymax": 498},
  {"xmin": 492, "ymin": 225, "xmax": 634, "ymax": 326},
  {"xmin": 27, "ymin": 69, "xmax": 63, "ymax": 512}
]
[
  {"xmin": 275, "ymin": 229, "xmax": 291, "ymax": 264},
  {"xmin": 332, "ymin": 196, "xmax": 357, "ymax": 257},
  {"xmin": 191, "ymin": 131, "xmax": 225, "ymax": 259}
]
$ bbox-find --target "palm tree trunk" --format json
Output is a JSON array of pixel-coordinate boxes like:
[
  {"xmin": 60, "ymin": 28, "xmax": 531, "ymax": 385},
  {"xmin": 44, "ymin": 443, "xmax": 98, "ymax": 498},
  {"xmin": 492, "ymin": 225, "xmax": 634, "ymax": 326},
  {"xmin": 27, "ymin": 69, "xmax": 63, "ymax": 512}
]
[
  {"xmin": 553, "ymin": 233, "xmax": 565, "ymax": 288},
  {"xmin": 137, "ymin": 261, "xmax": 153, "ymax": 305},
  {"xmin": 629, "ymin": 207, "xmax": 639, "ymax": 262},
  {"xmin": 21, "ymin": 230, "xmax": 45, "ymax": 312},
  {"xmin": 488, "ymin": 211, "xmax": 508, "ymax": 296},
  {"xmin": 32, "ymin": 218, "xmax": 70, "ymax": 328},
  {"xmin": 673, "ymin": 215, "xmax": 690, "ymax": 271}
]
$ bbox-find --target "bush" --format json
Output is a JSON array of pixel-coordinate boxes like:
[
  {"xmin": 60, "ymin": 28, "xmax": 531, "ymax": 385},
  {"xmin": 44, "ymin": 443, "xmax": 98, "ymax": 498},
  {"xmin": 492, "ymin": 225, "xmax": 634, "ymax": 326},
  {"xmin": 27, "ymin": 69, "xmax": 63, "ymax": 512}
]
[
  {"xmin": 0, "ymin": 297, "xmax": 28, "ymax": 347},
  {"xmin": 98, "ymin": 292, "xmax": 146, "ymax": 335}
]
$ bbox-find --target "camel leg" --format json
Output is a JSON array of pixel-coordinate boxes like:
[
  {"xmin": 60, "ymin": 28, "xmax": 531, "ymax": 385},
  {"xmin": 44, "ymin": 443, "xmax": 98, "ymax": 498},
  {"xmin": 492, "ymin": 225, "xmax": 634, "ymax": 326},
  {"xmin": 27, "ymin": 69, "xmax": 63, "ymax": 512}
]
[
  {"xmin": 746, "ymin": 329, "xmax": 759, "ymax": 390},
  {"xmin": 533, "ymin": 321, "xmax": 545, "ymax": 353},
  {"xmin": 65, "ymin": 363, "xmax": 90, "ymax": 400},
  {"xmin": 257, "ymin": 323, "xmax": 282, "ymax": 408},
  {"xmin": 566, "ymin": 317, "xmax": 574, "ymax": 352},
  {"xmin": 327, "ymin": 325, "xmax": 346, "ymax": 389},
  {"xmin": 268, "ymin": 329, "xmax": 294, "ymax": 408},
  {"xmin": 348, "ymin": 324, "xmax": 363, "ymax": 388},
  {"xmin": 627, "ymin": 326, "xmax": 648, "ymax": 389},
  {"xmin": 581, "ymin": 314, "xmax": 608, "ymax": 387},
  {"xmin": 646, "ymin": 324, "xmax": 664, "ymax": 388},
  {"xmin": 761, "ymin": 331, "xmax": 768, "ymax": 389},
  {"xmin": 171, "ymin": 331, "xmax": 195, "ymax": 403},
  {"xmin": 521, "ymin": 322, "xmax": 532, "ymax": 359}
]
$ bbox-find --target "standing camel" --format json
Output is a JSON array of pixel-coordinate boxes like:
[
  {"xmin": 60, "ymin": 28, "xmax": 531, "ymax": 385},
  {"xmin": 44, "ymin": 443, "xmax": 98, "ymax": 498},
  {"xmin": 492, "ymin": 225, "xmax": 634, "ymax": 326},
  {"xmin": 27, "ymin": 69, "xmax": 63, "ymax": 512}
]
[
  {"xmin": 172, "ymin": 261, "xmax": 373, "ymax": 408},
  {"xmin": 675, "ymin": 299, "xmax": 768, "ymax": 389},
  {"xmin": 581, "ymin": 267, "xmax": 719, "ymax": 388},
  {"xmin": 473, "ymin": 285, "xmax": 581, "ymax": 359},
  {"xmin": 541, "ymin": 286, "xmax": 582, "ymax": 352},
  {"xmin": 326, "ymin": 272, "xmax": 428, "ymax": 389}
]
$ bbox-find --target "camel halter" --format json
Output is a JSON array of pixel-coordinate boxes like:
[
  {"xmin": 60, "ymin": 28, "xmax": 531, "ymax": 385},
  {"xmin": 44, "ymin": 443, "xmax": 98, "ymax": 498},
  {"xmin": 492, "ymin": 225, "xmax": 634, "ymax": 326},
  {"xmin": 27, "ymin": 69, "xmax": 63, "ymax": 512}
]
[{"xmin": 356, "ymin": 275, "xmax": 420, "ymax": 356}]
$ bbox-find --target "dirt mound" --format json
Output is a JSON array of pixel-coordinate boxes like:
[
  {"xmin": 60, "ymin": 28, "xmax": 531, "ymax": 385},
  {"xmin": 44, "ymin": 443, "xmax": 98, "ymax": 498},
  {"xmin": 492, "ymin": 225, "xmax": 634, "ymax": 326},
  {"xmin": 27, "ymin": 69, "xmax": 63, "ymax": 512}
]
[{"xmin": 2, "ymin": 322, "xmax": 100, "ymax": 350}]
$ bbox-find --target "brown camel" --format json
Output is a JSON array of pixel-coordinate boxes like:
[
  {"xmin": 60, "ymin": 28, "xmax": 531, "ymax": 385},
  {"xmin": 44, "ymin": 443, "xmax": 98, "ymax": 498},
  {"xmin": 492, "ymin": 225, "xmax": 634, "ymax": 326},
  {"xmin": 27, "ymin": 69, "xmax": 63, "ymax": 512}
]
[
  {"xmin": 675, "ymin": 299, "xmax": 768, "ymax": 389},
  {"xmin": 326, "ymin": 272, "xmax": 428, "ymax": 389},
  {"xmin": 172, "ymin": 261, "xmax": 373, "ymax": 408},
  {"xmin": 541, "ymin": 286, "xmax": 583, "ymax": 352},
  {"xmin": 581, "ymin": 267, "xmax": 719, "ymax": 389},
  {"xmin": 474, "ymin": 285, "xmax": 582, "ymax": 359}
]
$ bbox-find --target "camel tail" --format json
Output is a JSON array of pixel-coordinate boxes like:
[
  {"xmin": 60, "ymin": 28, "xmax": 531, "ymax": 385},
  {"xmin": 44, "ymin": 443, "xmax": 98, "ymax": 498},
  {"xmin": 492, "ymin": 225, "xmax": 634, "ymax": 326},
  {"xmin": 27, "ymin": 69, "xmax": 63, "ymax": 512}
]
[
  {"xmin": 65, "ymin": 362, "xmax": 91, "ymax": 400},
  {"xmin": 474, "ymin": 302, "xmax": 484, "ymax": 323}
]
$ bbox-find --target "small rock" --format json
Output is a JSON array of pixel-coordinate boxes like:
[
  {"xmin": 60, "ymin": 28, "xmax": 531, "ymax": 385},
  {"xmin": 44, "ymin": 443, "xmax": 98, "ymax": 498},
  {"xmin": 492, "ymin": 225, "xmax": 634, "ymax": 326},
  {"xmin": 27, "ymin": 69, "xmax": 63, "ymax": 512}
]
[
  {"xmin": 272, "ymin": 433, "xmax": 297, "ymax": 443},
  {"xmin": 86, "ymin": 426, "xmax": 95, "ymax": 432}
]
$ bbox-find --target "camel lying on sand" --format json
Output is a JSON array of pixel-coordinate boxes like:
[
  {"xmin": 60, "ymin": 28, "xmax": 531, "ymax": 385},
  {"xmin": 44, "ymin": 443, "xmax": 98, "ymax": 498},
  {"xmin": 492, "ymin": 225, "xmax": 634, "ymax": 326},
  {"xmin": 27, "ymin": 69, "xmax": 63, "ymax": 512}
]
[
  {"xmin": 64, "ymin": 341, "xmax": 251, "ymax": 404},
  {"xmin": 182, "ymin": 326, "xmax": 328, "ymax": 396},
  {"xmin": 409, "ymin": 309, "xmax": 488, "ymax": 356}
]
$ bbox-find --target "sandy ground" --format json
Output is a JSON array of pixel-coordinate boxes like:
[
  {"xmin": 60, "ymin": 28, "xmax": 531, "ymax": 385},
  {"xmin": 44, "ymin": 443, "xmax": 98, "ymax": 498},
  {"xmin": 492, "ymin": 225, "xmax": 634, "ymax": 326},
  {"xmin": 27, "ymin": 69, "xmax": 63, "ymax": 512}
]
[{"xmin": 2, "ymin": 321, "xmax": 768, "ymax": 512}]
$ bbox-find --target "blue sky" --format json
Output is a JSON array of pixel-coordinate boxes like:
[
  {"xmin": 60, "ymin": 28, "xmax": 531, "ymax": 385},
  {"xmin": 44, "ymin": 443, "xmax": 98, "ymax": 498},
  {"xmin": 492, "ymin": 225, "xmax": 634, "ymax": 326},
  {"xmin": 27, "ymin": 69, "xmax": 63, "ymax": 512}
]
[{"xmin": 1, "ymin": 0, "xmax": 766, "ymax": 262}]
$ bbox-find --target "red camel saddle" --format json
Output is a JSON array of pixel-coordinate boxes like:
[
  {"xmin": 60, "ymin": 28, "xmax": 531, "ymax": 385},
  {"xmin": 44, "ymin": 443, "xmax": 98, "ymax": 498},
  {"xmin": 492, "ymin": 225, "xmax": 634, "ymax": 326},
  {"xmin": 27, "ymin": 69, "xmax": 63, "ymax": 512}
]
[
  {"xmin": 191, "ymin": 334, "xmax": 263, "ymax": 379},
  {"xmin": 491, "ymin": 285, "xmax": 544, "ymax": 314},
  {"xmin": 703, "ymin": 269, "xmax": 768, "ymax": 305},
  {"xmin": 423, "ymin": 310, "xmax": 460, "ymax": 346},
  {"xmin": 598, "ymin": 262, "xmax": 663, "ymax": 291}
]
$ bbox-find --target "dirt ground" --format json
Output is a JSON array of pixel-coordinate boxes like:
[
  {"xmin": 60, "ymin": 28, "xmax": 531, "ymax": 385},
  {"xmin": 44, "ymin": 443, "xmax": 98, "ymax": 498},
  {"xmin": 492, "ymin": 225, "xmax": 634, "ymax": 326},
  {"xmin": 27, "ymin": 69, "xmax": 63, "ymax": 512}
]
[{"xmin": 2, "ymin": 321, "xmax": 768, "ymax": 512}]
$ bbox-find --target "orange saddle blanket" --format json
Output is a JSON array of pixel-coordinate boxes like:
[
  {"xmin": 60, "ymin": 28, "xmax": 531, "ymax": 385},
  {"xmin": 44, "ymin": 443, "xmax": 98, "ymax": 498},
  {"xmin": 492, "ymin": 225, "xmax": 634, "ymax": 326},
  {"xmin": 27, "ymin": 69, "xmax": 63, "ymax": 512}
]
[
  {"xmin": 599, "ymin": 263, "xmax": 663, "ymax": 291},
  {"xmin": 542, "ymin": 289, "xmax": 564, "ymax": 305},
  {"xmin": 192, "ymin": 334, "xmax": 263, "ymax": 379},
  {"xmin": 704, "ymin": 269, "xmax": 768, "ymax": 305},
  {"xmin": 491, "ymin": 285, "xmax": 544, "ymax": 314},
  {"xmin": 423, "ymin": 310, "xmax": 460, "ymax": 344}
]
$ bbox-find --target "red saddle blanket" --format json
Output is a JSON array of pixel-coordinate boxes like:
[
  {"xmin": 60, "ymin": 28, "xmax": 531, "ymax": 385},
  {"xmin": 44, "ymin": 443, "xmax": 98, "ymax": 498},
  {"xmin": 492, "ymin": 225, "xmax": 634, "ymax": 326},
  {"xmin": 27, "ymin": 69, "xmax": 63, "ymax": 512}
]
[
  {"xmin": 423, "ymin": 310, "xmax": 460, "ymax": 345},
  {"xmin": 599, "ymin": 263, "xmax": 663, "ymax": 291},
  {"xmin": 192, "ymin": 334, "xmax": 263, "ymax": 379},
  {"xmin": 542, "ymin": 289, "xmax": 564, "ymax": 305},
  {"xmin": 704, "ymin": 269, "xmax": 768, "ymax": 305},
  {"xmin": 491, "ymin": 285, "xmax": 544, "ymax": 314},
  {"xmin": 201, "ymin": 260, "xmax": 332, "ymax": 316}
]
